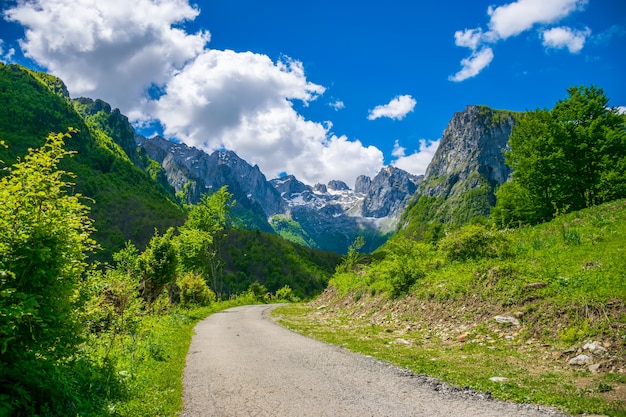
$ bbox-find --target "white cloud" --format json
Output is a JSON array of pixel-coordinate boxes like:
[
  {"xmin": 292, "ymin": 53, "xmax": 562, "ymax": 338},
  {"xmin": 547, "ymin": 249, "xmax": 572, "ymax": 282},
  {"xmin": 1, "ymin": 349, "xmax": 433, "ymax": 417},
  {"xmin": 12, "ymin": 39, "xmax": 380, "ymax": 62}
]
[
  {"xmin": 488, "ymin": 0, "xmax": 588, "ymax": 40},
  {"xmin": 329, "ymin": 99, "xmax": 345, "ymax": 111},
  {"xmin": 454, "ymin": 28, "xmax": 485, "ymax": 50},
  {"xmin": 390, "ymin": 139, "xmax": 440, "ymax": 176},
  {"xmin": 617, "ymin": 106, "xmax": 626, "ymax": 115},
  {"xmin": 542, "ymin": 26, "xmax": 591, "ymax": 53},
  {"xmin": 5, "ymin": 0, "xmax": 384, "ymax": 186},
  {"xmin": 0, "ymin": 40, "xmax": 15, "ymax": 62},
  {"xmin": 5, "ymin": 0, "xmax": 209, "ymax": 113},
  {"xmin": 368, "ymin": 95, "xmax": 416, "ymax": 121},
  {"xmin": 451, "ymin": 0, "xmax": 589, "ymax": 81},
  {"xmin": 449, "ymin": 47, "xmax": 494, "ymax": 82}
]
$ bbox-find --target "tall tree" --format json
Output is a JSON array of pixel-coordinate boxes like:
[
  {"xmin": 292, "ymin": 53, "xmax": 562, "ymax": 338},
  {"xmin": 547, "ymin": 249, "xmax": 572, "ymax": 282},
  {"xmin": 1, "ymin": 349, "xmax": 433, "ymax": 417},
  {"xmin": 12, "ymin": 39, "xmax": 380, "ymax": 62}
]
[
  {"xmin": 177, "ymin": 186, "xmax": 234, "ymax": 297},
  {"xmin": 494, "ymin": 85, "xmax": 626, "ymax": 226}
]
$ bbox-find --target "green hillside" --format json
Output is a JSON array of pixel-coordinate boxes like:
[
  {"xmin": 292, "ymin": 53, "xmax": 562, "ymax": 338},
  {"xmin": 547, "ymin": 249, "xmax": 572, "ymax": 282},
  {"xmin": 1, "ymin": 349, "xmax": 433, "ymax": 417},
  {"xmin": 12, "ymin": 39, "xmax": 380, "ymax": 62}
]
[
  {"xmin": 0, "ymin": 63, "xmax": 185, "ymax": 258},
  {"xmin": 276, "ymin": 199, "xmax": 626, "ymax": 416}
]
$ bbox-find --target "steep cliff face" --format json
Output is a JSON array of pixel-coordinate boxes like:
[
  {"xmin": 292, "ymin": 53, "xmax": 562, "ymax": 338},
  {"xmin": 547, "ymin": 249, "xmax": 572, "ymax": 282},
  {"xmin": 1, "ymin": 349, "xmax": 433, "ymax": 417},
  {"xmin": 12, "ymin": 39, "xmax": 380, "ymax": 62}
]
[
  {"xmin": 422, "ymin": 105, "xmax": 516, "ymax": 197},
  {"xmin": 401, "ymin": 105, "xmax": 518, "ymax": 232},
  {"xmin": 359, "ymin": 166, "xmax": 422, "ymax": 219},
  {"xmin": 137, "ymin": 135, "xmax": 285, "ymax": 221}
]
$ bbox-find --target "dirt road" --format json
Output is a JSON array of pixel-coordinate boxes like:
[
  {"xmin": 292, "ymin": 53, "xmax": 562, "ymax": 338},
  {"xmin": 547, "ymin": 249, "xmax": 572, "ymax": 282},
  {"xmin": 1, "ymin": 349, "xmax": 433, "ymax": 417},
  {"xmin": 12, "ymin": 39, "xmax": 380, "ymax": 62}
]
[{"xmin": 181, "ymin": 304, "xmax": 567, "ymax": 417}]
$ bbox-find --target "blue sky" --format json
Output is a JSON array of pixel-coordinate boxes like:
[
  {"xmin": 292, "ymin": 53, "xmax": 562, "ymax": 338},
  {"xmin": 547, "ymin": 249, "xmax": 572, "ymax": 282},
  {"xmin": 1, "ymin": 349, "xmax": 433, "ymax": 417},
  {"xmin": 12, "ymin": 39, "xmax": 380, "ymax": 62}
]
[{"xmin": 1, "ymin": 0, "xmax": 624, "ymax": 187}]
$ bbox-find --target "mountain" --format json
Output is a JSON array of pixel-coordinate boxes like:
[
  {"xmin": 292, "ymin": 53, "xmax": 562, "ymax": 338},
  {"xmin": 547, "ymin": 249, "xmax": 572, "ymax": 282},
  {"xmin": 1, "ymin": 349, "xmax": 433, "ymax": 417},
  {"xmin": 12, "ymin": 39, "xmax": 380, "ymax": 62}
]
[
  {"xmin": 398, "ymin": 105, "xmax": 519, "ymax": 239},
  {"xmin": 137, "ymin": 134, "xmax": 283, "ymax": 232},
  {"xmin": 139, "ymin": 134, "xmax": 422, "ymax": 253}
]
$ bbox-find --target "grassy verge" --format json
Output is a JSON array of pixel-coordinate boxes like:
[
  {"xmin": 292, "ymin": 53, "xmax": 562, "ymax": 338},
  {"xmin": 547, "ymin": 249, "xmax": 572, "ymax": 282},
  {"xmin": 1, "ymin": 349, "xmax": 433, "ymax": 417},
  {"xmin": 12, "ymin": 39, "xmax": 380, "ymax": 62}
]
[
  {"xmin": 273, "ymin": 200, "xmax": 626, "ymax": 417},
  {"xmin": 86, "ymin": 293, "xmax": 259, "ymax": 416}
]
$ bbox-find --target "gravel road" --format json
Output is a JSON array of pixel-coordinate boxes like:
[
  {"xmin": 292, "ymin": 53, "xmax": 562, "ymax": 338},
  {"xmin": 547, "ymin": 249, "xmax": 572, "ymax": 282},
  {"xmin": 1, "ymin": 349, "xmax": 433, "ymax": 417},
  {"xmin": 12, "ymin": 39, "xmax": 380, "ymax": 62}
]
[{"xmin": 181, "ymin": 304, "xmax": 568, "ymax": 417}]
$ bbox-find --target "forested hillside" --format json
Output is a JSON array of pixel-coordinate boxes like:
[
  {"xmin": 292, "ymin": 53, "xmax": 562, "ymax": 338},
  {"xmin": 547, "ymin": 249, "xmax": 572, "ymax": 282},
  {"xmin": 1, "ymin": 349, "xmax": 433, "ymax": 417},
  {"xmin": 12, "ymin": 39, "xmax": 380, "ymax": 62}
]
[
  {"xmin": 0, "ymin": 63, "xmax": 186, "ymax": 258},
  {"xmin": 0, "ymin": 65, "xmax": 342, "ymax": 415}
]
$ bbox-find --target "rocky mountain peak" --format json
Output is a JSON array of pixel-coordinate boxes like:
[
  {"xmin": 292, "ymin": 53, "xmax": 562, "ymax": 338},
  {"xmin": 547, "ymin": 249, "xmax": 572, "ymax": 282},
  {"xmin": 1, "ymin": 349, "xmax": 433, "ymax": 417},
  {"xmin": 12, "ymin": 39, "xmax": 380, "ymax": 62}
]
[
  {"xmin": 423, "ymin": 105, "xmax": 517, "ymax": 197},
  {"xmin": 361, "ymin": 166, "xmax": 422, "ymax": 219}
]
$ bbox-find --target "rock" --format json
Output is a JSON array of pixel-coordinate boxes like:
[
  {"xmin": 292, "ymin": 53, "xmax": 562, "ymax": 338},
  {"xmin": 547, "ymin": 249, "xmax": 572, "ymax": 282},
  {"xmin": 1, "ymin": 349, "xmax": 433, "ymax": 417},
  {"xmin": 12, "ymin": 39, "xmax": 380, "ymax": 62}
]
[
  {"xmin": 583, "ymin": 341, "xmax": 608, "ymax": 355},
  {"xmin": 568, "ymin": 354, "xmax": 593, "ymax": 366},
  {"xmin": 354, "ymin": 175, "xmax": 372, "ymax": 194},
  {"xmin": 512, "ymin": 311, "xmax": 525, "ymax": 318},
  {"xmin": 588, "ymin": 363, "xmax": 602, "ymax": 373},
  {"xmin": 408, "ymin": 105, "xmax": 517, "ymax": 224},
  {"xmin": 494, "ymin": 315, "xmax": 520, "ymax": 326},
  {"xmin": 360, "ymin": 166, "xmax": 422, "ymax": 218},
  {"xmin": 457, "ymin": 332, "xmax": 470, "ymax": 342},
  {"xmin": 327, "ymin": 180, "xmax": 349, "ymax": 191},
  {"xmin": 489, "ymin": 377, "xmax": 509, "ymax": 383}
]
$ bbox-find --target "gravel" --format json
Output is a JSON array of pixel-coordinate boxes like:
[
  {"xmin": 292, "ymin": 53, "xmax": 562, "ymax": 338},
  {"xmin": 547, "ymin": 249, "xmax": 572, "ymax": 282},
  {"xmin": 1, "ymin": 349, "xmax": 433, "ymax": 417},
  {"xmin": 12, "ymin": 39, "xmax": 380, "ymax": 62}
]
[{"xmin": 181, "ymin": 304, "xmax": 569, "ymax": 417}]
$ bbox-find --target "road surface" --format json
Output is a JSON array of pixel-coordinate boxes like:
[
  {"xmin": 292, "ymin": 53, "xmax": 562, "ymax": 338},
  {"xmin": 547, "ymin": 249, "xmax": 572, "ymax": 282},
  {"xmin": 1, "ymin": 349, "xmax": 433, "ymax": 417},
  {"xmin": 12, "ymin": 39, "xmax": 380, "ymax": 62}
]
[{"xmin": 181, "ymin": 304, "xmax": 567, "ymax": 417}]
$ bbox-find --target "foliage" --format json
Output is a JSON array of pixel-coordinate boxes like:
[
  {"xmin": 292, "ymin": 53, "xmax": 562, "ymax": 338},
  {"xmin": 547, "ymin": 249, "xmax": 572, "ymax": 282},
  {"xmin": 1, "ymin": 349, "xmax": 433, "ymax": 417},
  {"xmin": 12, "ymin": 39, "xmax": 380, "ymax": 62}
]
[
  {"xmin": 178, "ymin": 271, "xmax": 217, "ymax": 306},
  {"xmin": 335, "ymin": 236, "xmax": 366, "ymax": 273},
  {"xmin": 275, "ymin": 285, "xmax": 295, "ymax": 302},
  {"xmin": 217, "ymin": 228, "xmax": 341, "ymax": 299},
  {"xmin": 278, "ymin": 199, "xmax": 626, "ymax": 417},
  {"xmin": 495, "ymin": 85, "xmax": 626, "ymax": 226},
  {"xmin": 0, "ymin": 63, "xmax": 186, "ymax": 260},
  {"xmin": 438, "ymin": 223, "xmax": 512, "ymax": 261},
  {"xmin": 0, "ymin": 131, "xmax": 97, "ymax": 415},
  {"xmin": 138, "ymin": 228, "xmax": 178, "ymax": 305}
]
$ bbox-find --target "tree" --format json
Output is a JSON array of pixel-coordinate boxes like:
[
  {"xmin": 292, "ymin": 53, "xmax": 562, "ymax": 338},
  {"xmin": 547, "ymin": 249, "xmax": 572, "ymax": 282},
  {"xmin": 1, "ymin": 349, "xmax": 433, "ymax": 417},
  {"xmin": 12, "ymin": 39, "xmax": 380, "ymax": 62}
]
[
  {"xmin": 178, "ymin": 186, "xmax": 234, "ymax": 297},
  {"xmin": 495, "ymin": 85, "xmax": 626, "ymax": 225},
  {"xmin": 137, "ymin": 228, "xmax": 178, "ymax": 305},
  {"xmin": 0, "ymin": 130, "xmax": 95, "ymax": 414}
]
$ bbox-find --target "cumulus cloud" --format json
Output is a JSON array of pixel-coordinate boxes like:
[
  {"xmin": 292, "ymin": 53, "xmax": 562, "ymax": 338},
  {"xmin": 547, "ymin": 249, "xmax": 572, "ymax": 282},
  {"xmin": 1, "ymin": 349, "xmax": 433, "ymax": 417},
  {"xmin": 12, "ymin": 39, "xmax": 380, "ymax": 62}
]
[
  {"xmin": 390, "ymin": 139, "xmax": 440, "ymax": 176},
  {"xmin": 368, "ymin": 95, "xmax": 416, "ymax": 121},
  {"xmin": 616, "ymin": 106, "xmax": 626, "ymax": 115},
  {"xmin": 5, "ymin": 0, "xmax": 209, "ymax": 113},
  {"xmin": 4, "ymin": 0, "xmax": 384, "ymax": 186},
  {"xmin": 448, "ymin": 47, "xmax": 494, "ymax": 82},
  {"xmin": 487, "ymin": 0, "xmax": 588, "ymax": 40},
  {"xmin": 542, "ymin": 26, "xmax": 591, "ymax": 53},
  {"xmin": 329, "ymin": 99, "xmax": 345, "ymax": 110},
  {"xmin": 0, "ymin": 40, "xmax": 15, "ymax": 62},
  {"xmin": 450, "ymin": 0, "xmax": 589, "ymax": 81}
]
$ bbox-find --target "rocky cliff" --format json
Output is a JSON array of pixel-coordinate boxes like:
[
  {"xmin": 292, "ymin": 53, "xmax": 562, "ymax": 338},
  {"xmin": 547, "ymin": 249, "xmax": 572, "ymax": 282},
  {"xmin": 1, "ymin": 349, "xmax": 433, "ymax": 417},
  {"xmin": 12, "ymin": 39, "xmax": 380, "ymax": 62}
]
[
  {"xmin": 137, "ymin": 135, "xmax": 285, "ymax": 231},
  {"xmin": 138, "ymin": 133, "xmax": 420, "ymax": 253},
  {"xmin": 400, "ymin": 105, "xmax": 518, "ymax": 234}
]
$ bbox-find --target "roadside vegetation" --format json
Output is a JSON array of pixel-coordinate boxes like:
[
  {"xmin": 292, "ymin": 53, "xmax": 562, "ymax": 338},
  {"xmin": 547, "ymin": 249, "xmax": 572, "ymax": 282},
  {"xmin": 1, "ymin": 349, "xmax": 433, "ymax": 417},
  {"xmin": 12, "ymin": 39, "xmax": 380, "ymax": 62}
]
[
  {"xmin": 0, "ymin": 131, "xmax": 307, "ymax": 416},
  {"xmin": 275, "ymin": 86, "xmax": 626, "ymax": 417}
]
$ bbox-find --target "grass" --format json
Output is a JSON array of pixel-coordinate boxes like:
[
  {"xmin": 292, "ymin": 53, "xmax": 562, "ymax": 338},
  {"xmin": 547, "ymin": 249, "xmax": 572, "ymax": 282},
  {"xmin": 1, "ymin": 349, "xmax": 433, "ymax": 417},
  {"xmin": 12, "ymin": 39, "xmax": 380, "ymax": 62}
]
[
  {"xmin": 273, "ymin": 200, "xmax": 626, "ymax": 417},
  {"xmin": 88, "ymin": 293, "xmax": 260, "ymax": 416}
]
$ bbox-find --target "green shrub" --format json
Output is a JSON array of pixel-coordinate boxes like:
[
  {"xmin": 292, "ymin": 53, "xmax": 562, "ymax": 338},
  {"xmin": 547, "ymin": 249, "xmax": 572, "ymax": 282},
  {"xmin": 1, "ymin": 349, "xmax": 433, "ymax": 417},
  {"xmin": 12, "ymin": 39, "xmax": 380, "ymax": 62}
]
[
  {"xmin": 178, "ymin": 271, "xmax": 216, "ymax": 306},
  {"xmin": 275, "ymin": 285, "xmax": 295, "ymax": 302},
  {"xmin": 439, "ymin": 224, "xmax": 511, "ymax": 261}
]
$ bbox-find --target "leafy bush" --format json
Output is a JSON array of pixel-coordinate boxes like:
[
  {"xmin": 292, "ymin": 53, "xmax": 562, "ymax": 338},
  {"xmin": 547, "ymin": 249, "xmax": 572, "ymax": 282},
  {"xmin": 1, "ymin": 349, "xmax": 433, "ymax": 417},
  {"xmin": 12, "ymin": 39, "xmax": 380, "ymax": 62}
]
[
  {"xmin": 275, "ymin": 284, "xmax": 295, "ymax": 302},
  {"xmin": 438, "ymin": 223, "xmax": 511, "ymax": 261},
  {"xmin": 178, "ymin": 271, "xmax": 217, "ymax": 306},
  {"xmin": 0, "ymin": 131, "xmax": 99, "ymax": 415}
]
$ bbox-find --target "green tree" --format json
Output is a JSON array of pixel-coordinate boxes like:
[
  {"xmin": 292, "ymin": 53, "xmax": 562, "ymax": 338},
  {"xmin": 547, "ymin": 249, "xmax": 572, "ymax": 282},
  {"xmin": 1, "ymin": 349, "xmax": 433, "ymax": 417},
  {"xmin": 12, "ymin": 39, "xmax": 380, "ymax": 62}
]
[
  {"xmin": 336, "ymin": 235, "xmax": 366, "ymax": 273},
  {"xmin": 495, "ymin": 85, "xmax": 626, "ymax": 225},
  {"xmin": 178, "ymin": 186, "xmax": 234, "ymax": 297},
  {"xmin": 0, "ymin": 130, "xmax": 95, "ymax": 414},
  {"xmin": 138, "ymin": 228, "xmax": 178, "ymax": 305}
]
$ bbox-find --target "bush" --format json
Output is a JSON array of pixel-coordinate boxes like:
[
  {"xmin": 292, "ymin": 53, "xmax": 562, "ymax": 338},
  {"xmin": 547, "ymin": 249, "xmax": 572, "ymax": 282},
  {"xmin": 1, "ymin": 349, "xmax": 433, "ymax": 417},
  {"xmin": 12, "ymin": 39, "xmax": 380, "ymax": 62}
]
[
  {"xmin": 275, "ymin": 285, "xmax": 295, "ymax": 302},
  {"xmin": 178, "ymin": 271, "xmax": 216, "ymax": 306},
  {"xmin": 439, "ymin": 224, "xmax": 511, "ymax": 261}
]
